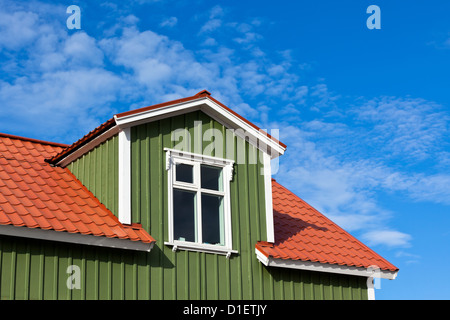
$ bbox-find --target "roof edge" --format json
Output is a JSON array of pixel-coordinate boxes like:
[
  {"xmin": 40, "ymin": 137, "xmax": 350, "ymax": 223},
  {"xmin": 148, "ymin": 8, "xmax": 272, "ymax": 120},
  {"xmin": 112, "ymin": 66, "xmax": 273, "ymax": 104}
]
[
  {"xmin": 271, "ymin": 180, "xmax": 399, "ymax": 272},
  {"xmin": 47, "ymin": 117, "xmax": 116, "ymax": 165},
  {"xmin": 0, "ymin": 224, "xmax": 155, "ymax": 252},
  {"xmin": 255, "ymin": 247, "xmax": 398, "ymax": 280}
]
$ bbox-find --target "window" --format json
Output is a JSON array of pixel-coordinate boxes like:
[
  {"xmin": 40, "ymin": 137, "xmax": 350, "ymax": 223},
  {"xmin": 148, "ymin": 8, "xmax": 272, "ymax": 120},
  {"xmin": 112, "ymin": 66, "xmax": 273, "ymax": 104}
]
[{"xmin": 164, "ymin": 148, "xmax": 236, "ymax": 257}]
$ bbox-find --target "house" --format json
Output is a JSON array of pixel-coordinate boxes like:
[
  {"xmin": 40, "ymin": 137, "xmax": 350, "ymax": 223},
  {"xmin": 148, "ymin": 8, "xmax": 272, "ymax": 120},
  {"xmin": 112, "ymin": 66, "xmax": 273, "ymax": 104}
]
[{"xmin": 0, "ymin": 90, "xmax": 398, "ymax": 300}]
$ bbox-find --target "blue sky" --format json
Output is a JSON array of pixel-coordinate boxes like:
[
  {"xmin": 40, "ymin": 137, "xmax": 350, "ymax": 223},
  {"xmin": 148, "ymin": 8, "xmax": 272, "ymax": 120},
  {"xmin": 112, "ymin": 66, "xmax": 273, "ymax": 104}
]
[{"xmin": 1, "ymin": 0, "xmax": 449, "ymax": 299}]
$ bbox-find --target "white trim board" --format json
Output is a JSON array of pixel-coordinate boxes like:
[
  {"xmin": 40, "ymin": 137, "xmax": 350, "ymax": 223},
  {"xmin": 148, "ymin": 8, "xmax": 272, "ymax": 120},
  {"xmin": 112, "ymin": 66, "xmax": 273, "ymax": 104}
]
[
  {"xmin": 114, "ymin": 97, "xmax": 286, "ymax": 159},
  {"xmin": 56, "ymin": 125, "xmax": 120, "ymax": 167},
  {"xmin": 0, "ymin": 224, "xmax": 154, "ymax": 252},
  {"xmin": 255, "ymin": 248, "xmax": 398, "ymax": 280},
  {"xmin": 263, "ymin": 153, "xmax": 274, "ymax": 243},
  {"xmin": 118, "ymin": 127, "xmax": 131, "ymax": 225}
]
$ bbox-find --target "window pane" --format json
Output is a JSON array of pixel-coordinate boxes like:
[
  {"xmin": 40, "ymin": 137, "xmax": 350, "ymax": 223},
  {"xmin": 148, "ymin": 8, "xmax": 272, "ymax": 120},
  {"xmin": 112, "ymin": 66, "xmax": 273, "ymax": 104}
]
[
  {"xmin": 201, "ymin": 165, "xmax": 222, "ymax": 191},
  {"xmin": 201, "ymin": 193, "xmax": 224, "ymax": 245},
  {"xmin": 176, "ymin": 163, "xmax": 193, "ymax": 183},
  {"xmin": 173, "ymin": 189, "xmax": 196, "ymax": 242}
]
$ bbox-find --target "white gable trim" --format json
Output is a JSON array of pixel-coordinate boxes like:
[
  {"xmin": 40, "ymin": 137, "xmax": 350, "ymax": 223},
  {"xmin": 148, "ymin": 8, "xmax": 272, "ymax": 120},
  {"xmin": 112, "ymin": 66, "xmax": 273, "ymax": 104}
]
[
  {"xmin": 118, "ymin": 127, "xmax": 131, "ymax": 225},
  {"xmin": 114, "ymin": 97, "xmax": 286, "ymax": 159},
  {"xmin": 263, "ymin": 153, "xmax": 274, "ymax": 243},
  {"xmin": 56, "ymin": 125, "xmax": 120, "ymax": 167},
  {"xmin": 255, "ymin": 248, "xmax": 398, "ymax": 280}
]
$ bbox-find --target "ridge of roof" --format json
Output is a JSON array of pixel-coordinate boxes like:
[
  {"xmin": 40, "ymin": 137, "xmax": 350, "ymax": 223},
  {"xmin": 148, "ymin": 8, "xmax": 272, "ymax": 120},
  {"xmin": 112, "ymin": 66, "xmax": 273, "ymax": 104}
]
[
  {"xmin": 47, "ymin": 117, "xmax": 116, "ymax": 165},
  {"xmin": 0, "ymin": 132, "xmax": 69, "ymax": 148},
  {"xmin": 114, "ymin": 90, "xmax": 210, "ymax": 119}
]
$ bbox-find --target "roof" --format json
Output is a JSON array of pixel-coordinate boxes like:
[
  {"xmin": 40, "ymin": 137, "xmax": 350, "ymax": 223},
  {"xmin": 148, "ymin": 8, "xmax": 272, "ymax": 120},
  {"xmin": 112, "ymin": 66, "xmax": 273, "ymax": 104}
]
[
  {"xmin": 0, "ymin": 133, "xmax": 155, "ymax": 251},
  {"xmin": 256, "ymin": 180, "xmax": 398, "ymax": 273},
  {"xmin": 48, "ymin": 90, "xmax": 286, "ymax": 166}
]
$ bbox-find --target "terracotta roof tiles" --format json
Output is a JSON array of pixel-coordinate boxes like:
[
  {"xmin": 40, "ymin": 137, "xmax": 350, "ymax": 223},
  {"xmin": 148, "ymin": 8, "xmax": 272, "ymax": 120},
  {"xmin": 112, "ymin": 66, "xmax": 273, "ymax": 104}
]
[
  {"xmin": 257, "ymin": 180, "xmax": 398, "ymax": 272},
  {"xmin": 0, "ymin": 133, "xmax": 155, "ymax": 247}
]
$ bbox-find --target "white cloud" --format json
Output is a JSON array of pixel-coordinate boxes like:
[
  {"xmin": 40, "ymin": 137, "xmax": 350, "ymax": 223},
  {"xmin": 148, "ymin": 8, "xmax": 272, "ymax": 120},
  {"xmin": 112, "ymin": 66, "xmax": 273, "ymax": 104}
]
[
  {"xmin": 1, "ymin": 1, "xmax": 446, "ymax": 254},
  {"xmin": 0, "ymin": 1, "xmax": 314, "ymax": 143},
  {"xmin": 361, "ymin": 230, "xmax": 412, "ymax": 248},
  {"xmin": 159, "ymin": 16, "xmax": 177, "ymax": 28},
  {"xmin": 199, "ymin": 19, "xmax": 222, "ymax": 34},
  {"xmin": 0, "ymin": 10, "xmax": 39, "ymax": 50},
  {"xmin": 354, "ymin": 97, "xmax": 450, "ymax": 161}
]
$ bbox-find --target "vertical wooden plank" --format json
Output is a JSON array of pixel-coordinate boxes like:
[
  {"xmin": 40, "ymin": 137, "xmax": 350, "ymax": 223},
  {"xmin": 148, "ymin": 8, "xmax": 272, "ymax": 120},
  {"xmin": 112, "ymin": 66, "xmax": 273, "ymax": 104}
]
[
  {"xmin": 351, "ymin": 276, "xmax": 362, "ymax": 300},
  {"xmin": 188, "ymin": 251, "xmax": 200, "ymax": 299},
  {"xmin": 341, "ymin": 275, "xmax": 351, "ymax": 300},
  {"xmin": 123, "ymin": 251, "xmax": 135, "ymax": 300},
  {"xmin": 256, "ymin": 152, "xmax": 267, "ymax": 242},
  {"xmin": 162, "ymin": 117, "xmax": 175, "ymax": 299},
  {"xmin": 14, "ymin": 240, "xmax": 29, "ymax": 300},
  {"xmin": 200, "ymin": 253, "xmax": 207, "ymax": 299},
  {"xmin": 70, "ymin": 246, "xmax": 83, "ymax": 300},
  {"xmin": 322, "ymin": 273, "xmax": 333, "ymax": 300},
  {"xmin": 313, "ymin": 272, "xmax": 323, "ymax": 300},
  {"xmin": 140, "ymin": 124, "xmax": 151, "ymax": 231},
  {"xmin": 57, "ymin": 245, "xmax": 71, "ymax": 300},
  {"xmin": 98, "ymin": 250, "xmax": 111, "ymax": 300},
  {"xmin": 205, "ymin": 254, "xmax": 217, "ymax": 299},
  {"xmin": 111, "ymin": 251, "xmax": 124, "ymax": 300},
  {"xmin": 229, "ymin": 134, "xmax": 242, "ymax": 300},
  {"xmin": 291, "ymin": 269, "xmax": 301, "ymax": 300},
  {"xmin": 302, "ymin": 270, "xmax": 313, "ymax": 300},
  {"xmin": 135, "ymin": 251, "xmax": 150, "ymax": 300},
  {"xmin": 0, "ymin": 240, "xmax": 3, "ymax": 299},
  {"xmin": 85, "ymin": 248, "xmax": 97, "ymax": 300},
  {"xmin": 43, "ymin": 243, "xmax": 55, "ymax": 300},
  {"xmin": 149, "ymin": 121, "xmax": 163, "ymax": 300},
  {"xmin": 131, "ymin": 126, "xmax": 140, "ymax": 224},
  {"xmin": 0, "ymin": 240, "xmax": 15, "ymax": 299}
]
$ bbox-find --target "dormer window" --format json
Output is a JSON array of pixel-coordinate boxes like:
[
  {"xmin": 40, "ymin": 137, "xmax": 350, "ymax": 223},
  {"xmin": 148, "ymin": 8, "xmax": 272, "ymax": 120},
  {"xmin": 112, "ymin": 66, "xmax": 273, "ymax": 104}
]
[{"xmin": 164, "ymin": 148, "xmax": 236, "ymax": 257}]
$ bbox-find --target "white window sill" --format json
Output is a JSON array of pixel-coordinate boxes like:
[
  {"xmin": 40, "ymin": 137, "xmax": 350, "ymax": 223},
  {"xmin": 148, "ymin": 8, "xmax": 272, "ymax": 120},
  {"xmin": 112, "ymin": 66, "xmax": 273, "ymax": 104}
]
[{"xmin": 164, "ymin": 241, "xmax": 238, "ymax": 258}]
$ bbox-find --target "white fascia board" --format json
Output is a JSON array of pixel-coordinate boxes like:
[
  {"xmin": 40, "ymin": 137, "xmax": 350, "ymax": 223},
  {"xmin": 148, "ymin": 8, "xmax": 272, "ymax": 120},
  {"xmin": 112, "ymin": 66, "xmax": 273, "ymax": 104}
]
[
  {"xmin": 201, "ymin": 99, "xmax": 285, "ymax": 158},
  {"xmin": 263, "ymin": 153, "xmax": 274, "ymax": 243},
  {"xmin": 56, "ymin": 125, "xmax": 120, "ymax": 167},
  {"xmin": 118, "ymin": 127, "xmax": 131, "ymax": 225},
  {"xmin": 255, "ymin": 248, "xmax": 398, "ymax": 280},
  {"xmin": 114, "ymin": 98, "xmax": 206, "ymax": 128},
  {"xmin": 114, "ymin": 97, "xmax": 286, "ymax": 158},
  {"xmin": 0, "ymin": 224, "xmax": 154, "ymax": 252}
]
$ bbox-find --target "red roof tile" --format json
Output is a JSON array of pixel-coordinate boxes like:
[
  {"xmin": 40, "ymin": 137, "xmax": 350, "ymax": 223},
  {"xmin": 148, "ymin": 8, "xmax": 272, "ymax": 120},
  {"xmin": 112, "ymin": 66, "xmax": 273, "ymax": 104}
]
[
  {"xmin": 0, "ymin": 133, "xmax": 155, "ymax": 247},
  {"xmin": 256, "ymin": 180, "xmax": 398, "ymax": 272}
]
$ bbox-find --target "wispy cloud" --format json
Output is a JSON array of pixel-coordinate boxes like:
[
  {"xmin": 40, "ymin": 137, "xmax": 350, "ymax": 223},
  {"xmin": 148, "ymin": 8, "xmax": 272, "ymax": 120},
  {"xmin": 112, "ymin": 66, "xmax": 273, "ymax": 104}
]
[
  {"xmin": 354, "ymin": 96, "xmax": 450, "ymax": 162},
  {"xmin": 0, "ymin": 1, "xmax": 313, "ymax": 142},
  {"xmin": 270, "ymin": 94, "xmax": 450, "ymax": 249},
  {"xmin": 159, "ymin": 16, "xmax": 177, "ymax": 28},
  {"xmin": 362, "ymin": 230, "xmax": 412, "ymax": 248},
  {"xmin": 2, "ymin": 0, "xmax": 448, "ymax": 256}
]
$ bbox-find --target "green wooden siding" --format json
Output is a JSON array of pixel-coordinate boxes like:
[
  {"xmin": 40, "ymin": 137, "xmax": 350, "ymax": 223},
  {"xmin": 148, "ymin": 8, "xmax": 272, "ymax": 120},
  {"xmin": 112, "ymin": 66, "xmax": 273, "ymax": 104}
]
[
  {"xmin": 0, "ymin": 110, "xmax": 369, "ymax": 300},
  {"xmin": 127, "ymin": 110, "xmax": 367, "ymax": 300},
  {"xmin": 0, "ymin": 235, "xmax": 368, "ymax": 300},
  {"xmin": 67, "ymin": 135, "xmax": 119, "ymax": 217}
]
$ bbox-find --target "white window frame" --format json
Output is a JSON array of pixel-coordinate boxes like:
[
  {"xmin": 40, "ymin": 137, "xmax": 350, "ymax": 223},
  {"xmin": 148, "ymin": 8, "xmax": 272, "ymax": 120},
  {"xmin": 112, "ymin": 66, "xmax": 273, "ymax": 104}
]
[{"xmin": 164, "ymin": 148, "xmax": 237, "ymax": 258}]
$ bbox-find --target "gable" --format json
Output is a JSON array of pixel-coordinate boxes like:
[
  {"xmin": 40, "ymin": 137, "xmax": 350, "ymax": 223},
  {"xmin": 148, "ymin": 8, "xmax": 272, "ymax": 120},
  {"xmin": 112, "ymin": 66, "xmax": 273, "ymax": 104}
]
[{"xmin": 130, "ymin": 110, "xmax": 270, "ymax": 247}]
